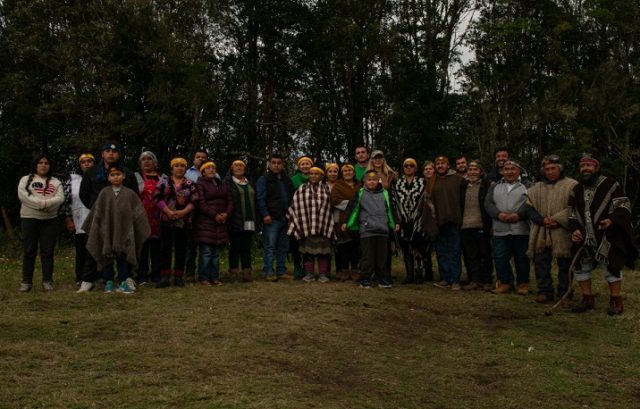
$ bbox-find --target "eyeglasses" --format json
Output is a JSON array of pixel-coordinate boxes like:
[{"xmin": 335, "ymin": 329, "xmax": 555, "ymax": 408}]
[{"xmin": 404, "ymin": 164, "xmax": 415, "ymax": 168}]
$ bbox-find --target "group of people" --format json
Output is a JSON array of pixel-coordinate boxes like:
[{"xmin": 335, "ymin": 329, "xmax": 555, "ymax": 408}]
[{"xmin": 17, "ymin": 143, "xmax": 637, "ymax": 315}]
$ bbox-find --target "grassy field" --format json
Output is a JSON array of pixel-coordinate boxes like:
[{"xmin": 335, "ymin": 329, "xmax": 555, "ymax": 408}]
[{"xmin": 1, "ymin": 244, "xmax": 639, "ymax": 409}]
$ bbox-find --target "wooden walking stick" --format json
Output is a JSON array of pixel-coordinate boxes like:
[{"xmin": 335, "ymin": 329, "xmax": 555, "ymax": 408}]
[{"xmin": 544, "ymin": 246, "xmax": 585, "ymax": 316}]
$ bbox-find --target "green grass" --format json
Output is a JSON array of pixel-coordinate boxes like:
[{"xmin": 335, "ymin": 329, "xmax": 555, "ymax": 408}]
[{"xmin": 1, "ymin": 246, "xmax": 639, "ymax": 408}]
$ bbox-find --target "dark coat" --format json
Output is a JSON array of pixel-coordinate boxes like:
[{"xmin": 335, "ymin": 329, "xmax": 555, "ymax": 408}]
[
  {"xmin": 80, "ymin": 161, "xmax": 139, "ymax": 209},
  {"xmin": 224, "ymin": 175, "xmax": 258, "ymax": 233},
  {"xmin": 194, "ymin": 177, "xmax": 233, "ymax": 246}
]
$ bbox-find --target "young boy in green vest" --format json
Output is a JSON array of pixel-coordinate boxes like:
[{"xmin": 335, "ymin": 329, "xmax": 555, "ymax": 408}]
[{"xmin": 342, "ymin": 170, "xmax": 399, "ymax": 288}]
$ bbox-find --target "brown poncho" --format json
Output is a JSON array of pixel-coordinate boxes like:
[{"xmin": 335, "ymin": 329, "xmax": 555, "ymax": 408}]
[{"xmin": 83, "ymin": 186, "xmax": 151, "ymax": 270}]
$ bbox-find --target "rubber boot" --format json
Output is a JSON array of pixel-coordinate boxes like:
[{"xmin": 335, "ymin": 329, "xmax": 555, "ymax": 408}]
[
  {"xmin": 571, "ymin": 294, "xmax": 595, "ymax": 313},
  {"xmin": 607, "ymin": 296, "xmax": 624, "ymax": 315}
]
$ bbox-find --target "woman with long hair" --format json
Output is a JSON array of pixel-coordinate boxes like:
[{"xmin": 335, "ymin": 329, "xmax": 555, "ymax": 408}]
[{"xmin": 17, "ymin": 154, "xmax": 65, "ymax": 292}]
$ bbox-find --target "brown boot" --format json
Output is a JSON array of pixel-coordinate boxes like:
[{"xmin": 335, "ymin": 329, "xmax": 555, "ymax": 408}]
[
  {"xmin": 492, "ymin": 282, "xmax": 512, "ymax": 294},
  {"xmin": 462, "ymin": 282, "xmax": 480, "ymax": 291},
  {"xmin": 607, "ymin": 296, "xmax": 624, "ymax": 315},
  {"xmin": 571, "ymin": 294, "xmax": 595, "ymax": 313},
  {"xmin": 516, "ymin": 283, "xmax": 529, "ymax": 296},
  {"xmin": 533, "ymin": 293, "xmax": 553, "ymax": 304},
  {"xmin": 229, "ymin": 268, "xmax": 240, "ymax": 283},
  {"xmin": 241, "ymin": 268, "xmax": 253, "ymax": 282}
]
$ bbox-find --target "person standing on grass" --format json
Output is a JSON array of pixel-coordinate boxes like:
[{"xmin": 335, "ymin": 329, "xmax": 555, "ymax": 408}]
[
  {"xmin": 460, "ymin": 160, "xmax": 494, "ymax": 291},
  {"xmin": 195, "ymin": 161, "xmax": 233, "ymax": 286},
  {"xmin": 256, "ymin": 153, "xmax": 294, "ymax": 281},
  {"xmin": 185, "ymin": 148, "xmax": 209, "ymax": 282},
  {"xmin": 331, "ymin": 164, "xmax": 362, "ymax": 281},
  {"xmin": 290, "ymin": 156, "xmax": 314, "ymax": 279},
  {"xmin": 455, "ymin": 155, "xmax": 469, "ymax": 179},
  {"xmin": 568, "ymin": 154, "xmax": 638, "ymax": 315},
  {"xmin": 343, "ymin": 170, "xmax": 400, "ymax": 289},
  {"xmin": 154, "ymin": 157, "xmax": 199, "ymax": 288},
  {"xmin": 287, "ymin": 167, "xmax": 335, "ymax": 283},
  {"xmin": 354, "ymin": 146, "xmax": 370, "ymax": 182},
  {"xmin": 62, "ymin": 152, "xmax": 95, "ymax": 287},
  {"xmin": 394, "ymin": 158, "xmax": 426, "ymax": 284},
  {"xmin": 83, "ymin": 164, "xmax": 150, "ymax": 294},
  {"xmin": 77, "ymin": 141, "xmax": 139, "ymax": 293},
  {"xmin": 225, "ymin": 160, "xmax": 257, "ymax": 282},
  {"xmin": 484, "ymin": 159, "xmax": 531, "ymax": 295},
  {"xmin": 524, "ymin": 155, "xmax": 577, "ymax": 305},
  {"xmin": 135, "ymin": 151, "xmax": 167, "ymax": 285},
  {"xmin": 17, "ymin": 154, "xmax": 65, "ymax": 292},
  {"xmin": 431, "ymin": 156, "xmax": 465, "ymax": 291},
  {"xmin": 415, "ymin": 161, "xmax": 437, "ymax": 282}
]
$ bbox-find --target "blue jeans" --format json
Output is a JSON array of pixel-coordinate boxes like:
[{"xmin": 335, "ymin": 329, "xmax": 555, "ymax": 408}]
[
  {"xmin": 199, "ymin": 244, "xmax": 221, "ymax": 282},
  {"xmin": 492, "ymin": 235, "xmax": 530, "ymax": 285},
  {"xmin": 103, "ymin": 256, "xmax": 129, "ymax": 283},
  {"xmin": 262, "ymin": 218, "xmax": 289, "ymax": 276},
  {"xmin": 434, "ymin": 223, "xmax": 462, "ymax": 284}
]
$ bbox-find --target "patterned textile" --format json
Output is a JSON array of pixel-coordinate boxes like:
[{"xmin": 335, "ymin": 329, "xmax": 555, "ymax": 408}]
[
  {"xmin": 154, "ymin": 177, "xmax": 198, "ymax": 228},
  {"xmin": 287, "ymin": 181, "xmax": 335, "ymax": 241},
  {"xmin": 394, "ymin": 176, "xmax": 425, "ymax": 223}
]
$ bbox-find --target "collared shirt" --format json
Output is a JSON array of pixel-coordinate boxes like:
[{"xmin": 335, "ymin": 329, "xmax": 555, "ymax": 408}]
[{"xmin": 186, "ymin": 166, "xmax": 200, "ymax": 183}]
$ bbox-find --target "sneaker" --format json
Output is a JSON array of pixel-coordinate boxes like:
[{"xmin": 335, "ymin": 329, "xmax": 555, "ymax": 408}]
[
  {"xmin": 302, "ymin": 273, "xmax": 315, "ymax": 283},
  {"xmin": 116, "ymin": 281, "xmax": 134, "ymax": 294},
  {"xmin": 451, "ymin": 283, "xmax": 461, "ymax": 291},
  {"xmin": 104, "ymin": 281, "xmax": 115, "ymax": 293},
  {"xmin": 125, "ymin": 278, "xmax": 137, "ymax": 291},
  {"xmin": 433, "ymin": 280, "xmax": 450, "ymax": 289},
  {"xmin": 359, "ymin": 279, "xmax": 372, "ymax": 288},
  {"xmin": 76, "ymin": 281, "xmax": 94, "ymax": 293},
  {"xmin": 41, "ymin": 281, "xmax": 54, "ymax": 291},
  {"xmin": 18, "ymin": 282, "xmax": 32, "ymax": 292},
  {"xmin": 462, "ymin": 282, "xmax": 480, "ymax": 291},
  {"xmin": 378, "ymin": 278, "xmax": 393, "ymax": 289},
  {"xmin": 318, "ymin": 274, "xmax": 329, "ymax": 283}
]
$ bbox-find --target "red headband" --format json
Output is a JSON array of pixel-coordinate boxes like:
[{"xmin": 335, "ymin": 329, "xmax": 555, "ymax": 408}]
[{"xmin": 579, "ymin": 156, "xmax": 599, "ymax": 167}]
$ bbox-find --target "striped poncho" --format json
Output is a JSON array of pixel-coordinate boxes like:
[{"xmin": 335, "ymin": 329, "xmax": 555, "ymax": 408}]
[{"xmin": 287, "ymin": 181, "xmax": 335, "ymax": 241}]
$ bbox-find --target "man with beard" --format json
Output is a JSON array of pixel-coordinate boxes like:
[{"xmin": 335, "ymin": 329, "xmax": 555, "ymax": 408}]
[
  {"xmin": 455, "ymin": 155, "xmax": 468, "ymax": 178},
  {"xmin": 568, "ymin": 154, "xmax": 637, "ymax": 315},
  {"xmin": 487, "ymin": 147, "xmax": 510, "ymax": 183},
  {"xmin": 354, "ymin": 146, "xmax": 370, "ymax": 182},
  {"xmin": 525, "ymin": 155, "xmax": 577, "ymax": 304},
  {"xmin": 431, "ymin": 156, "xmax": 465, "ymax": 290}
]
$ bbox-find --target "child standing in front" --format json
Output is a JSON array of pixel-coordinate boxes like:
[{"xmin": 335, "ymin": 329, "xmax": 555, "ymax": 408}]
[
  {"xmin": 342, "ymin": 170, "xmax": 400, "ymax": 288},
  {"xmin": 84, "ymin": 164, "xmax": 150, "ymax": 294}
]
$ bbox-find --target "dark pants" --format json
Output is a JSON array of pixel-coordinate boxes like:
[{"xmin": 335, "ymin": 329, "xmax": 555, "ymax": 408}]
[
  {"xmin": 289, "ymin": 235, "xmax": 303, "ymax": 276},
  {"xmin": 534, "ymin": 248, "xmax": 570, "ymax": 298},
  {"xmin": 185, "ymin": 234, "xmax": 198, "ymax": 278},
  {"xmin": 21, "ymin": 218, "xmax": 58, "ymax": 284},
  {"xmin": 303, "ymin": 253, "xmax": 330, "ymax": 275},
  {"xmin": 74, "ymin": 233, "xmax": 88, "ymax": 283},
  {"xmin": 399, "ymin": 238, "xmax": 415, "ymax": 279},
  {"xmin": 138, "ymin": 238, "xmax": 162, "ymax": 283},
  {"xmin": 229, "ymin": 231, "xmax": 253, "ymax": 270},
  {"xmin": 336, "ymin": 240, "xmax": 360, "ymax": 271},
  {"xmin": 434, "ymin": 223, "xmax": 462, "ymax": 284},
  {"xmin": 492, "ymin": 235, "xmax": 530, "ymax": 285},
  {"xmin": 360, "ymin": 236, "xmax": 389, "ymax": 281},
  {"xmin": 460, "ymin": 229, "xmax": 493, "ymax": 284},
  {"xmin": 103, "ymin": 256, "xmax": 129, "ymax": 283},
  {"xmin": 160, "ymin": 224, "xmax": 189, "ymax": 277}
]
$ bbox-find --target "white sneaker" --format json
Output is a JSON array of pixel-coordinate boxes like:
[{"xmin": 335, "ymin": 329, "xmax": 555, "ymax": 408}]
[
  {"xmin": 125, "ymin": 278, "xmax": 137, "ymax": 291},
  {"xmin": 42, "ymin": 281, "xmax": 54, "ymax": 291},
  {"xmin": 76, "ymin": 281, "xmax": 94, "ymax": 293},
  {"xmin": 302, "ymin": 273, "xmax": 315, "ymax": 283}
]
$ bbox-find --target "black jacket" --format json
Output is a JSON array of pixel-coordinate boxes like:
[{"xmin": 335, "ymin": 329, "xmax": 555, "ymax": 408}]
[{"xmin": 80, "ymin": 161, "xmax": 139, "ymax": 209}]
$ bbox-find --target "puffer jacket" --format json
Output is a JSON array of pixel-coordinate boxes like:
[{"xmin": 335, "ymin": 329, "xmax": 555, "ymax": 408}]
[{"xmin": 194, "ymin": 177, "xmax": 233, "ymax": 245}]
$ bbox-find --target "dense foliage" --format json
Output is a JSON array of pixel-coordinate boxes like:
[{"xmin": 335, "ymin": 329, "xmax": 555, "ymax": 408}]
[{"xmin": 1, "ymin": 0, "xmax": 639, "ymax": 221}]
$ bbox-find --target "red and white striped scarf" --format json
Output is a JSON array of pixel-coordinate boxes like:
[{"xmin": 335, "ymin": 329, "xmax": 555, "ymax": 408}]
[{"xmin": 287, "ymin": 181, "xmax": 335, "ymax": 241}]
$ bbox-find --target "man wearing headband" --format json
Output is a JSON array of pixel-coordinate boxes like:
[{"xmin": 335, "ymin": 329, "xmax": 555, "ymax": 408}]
[
  {"xmin": 256, "ymin": 153, "xmax": 295, "ymax": 281},
  {"xmin": 484, "ymin": 158, "xmax": 532, "ymax": 295},
  {"xmin": 77, "ymin": 141, "xmax": 139, "ymax": 292},
  {"xmin": 431, "ymin": 155, "xmax": 465, "ymax": 290},
  {"xmin": 568, "ymin": 154, "xmax": 638, "ymax": 315},
  {"xmin": 524, "ymin": 155, "xmax": 577, "ymax": 305},
  {"xmin": 62, "ymin": 153, "xmax": 95, "ymax": 289}
]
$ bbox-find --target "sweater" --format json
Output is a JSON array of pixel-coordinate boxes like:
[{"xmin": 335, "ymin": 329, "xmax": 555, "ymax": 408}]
[
  {"xmin": 525, "ymin": 176, "xmax": 577, "ymax": 258},
  {"xmin": 18, "ymin": 174, "xmax": 65, "ymax": 220},
  {"xmin": 432, "ymin": 170, "xmax": 464, "ymax": 226},
  {"xmin": 346, "ymin": 184, "xmax": 396, "ymax": 238}
]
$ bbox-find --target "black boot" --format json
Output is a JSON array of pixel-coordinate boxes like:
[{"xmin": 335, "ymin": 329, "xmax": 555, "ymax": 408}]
[
  {"xmin": 571, "ymin": 294, "xmax": 595, "ymax": 313},
  {"xmin": 607, "ymin": 296, "xmax": 624, "ymax": 315}
]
